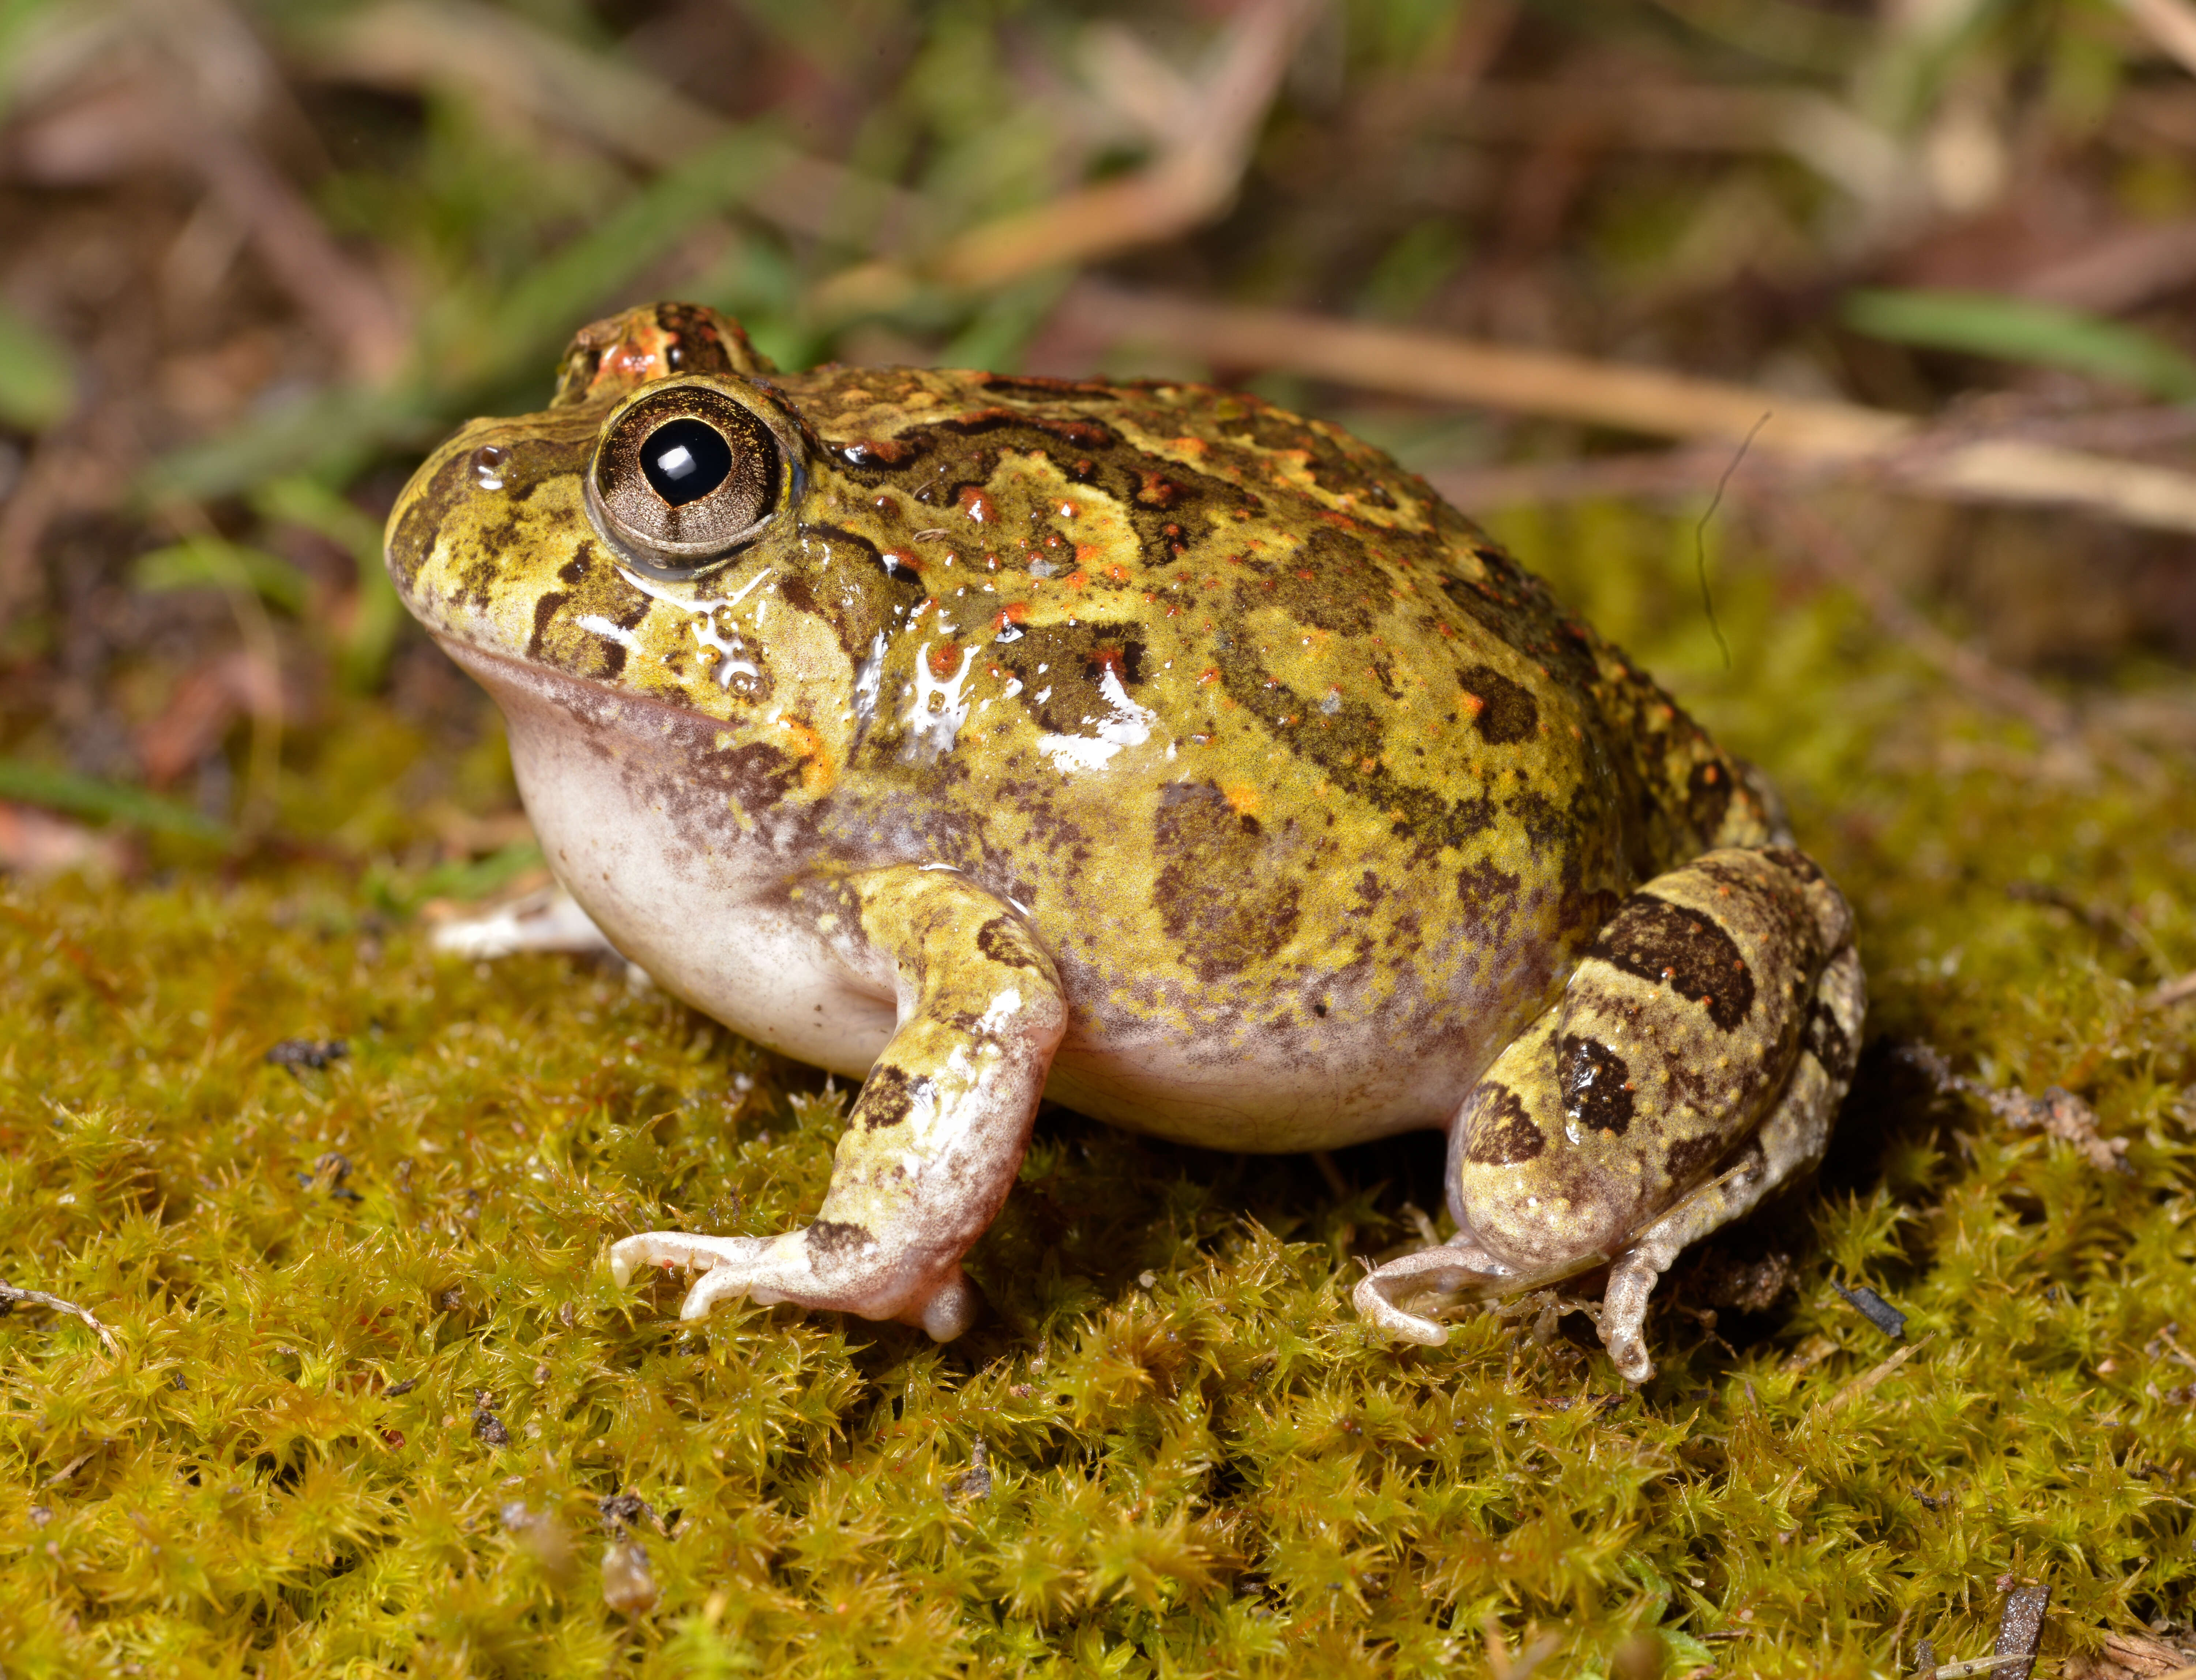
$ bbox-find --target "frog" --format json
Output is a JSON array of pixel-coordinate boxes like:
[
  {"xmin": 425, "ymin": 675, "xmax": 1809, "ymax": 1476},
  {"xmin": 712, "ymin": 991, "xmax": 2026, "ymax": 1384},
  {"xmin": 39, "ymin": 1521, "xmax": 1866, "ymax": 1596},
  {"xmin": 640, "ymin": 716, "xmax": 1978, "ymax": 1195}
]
[{"xmin": 383, "ymin": 301, "xmax": 1864, "ymax": 1383}]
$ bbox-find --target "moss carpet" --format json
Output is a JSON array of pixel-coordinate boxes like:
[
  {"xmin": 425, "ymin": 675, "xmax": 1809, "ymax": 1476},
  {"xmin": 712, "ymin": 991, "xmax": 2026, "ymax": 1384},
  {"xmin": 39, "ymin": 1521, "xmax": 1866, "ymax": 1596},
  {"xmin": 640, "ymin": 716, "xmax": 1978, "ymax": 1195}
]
[{"xmin": 1, "ymin": 504, "xmax": 2191, "ymax": 1677}]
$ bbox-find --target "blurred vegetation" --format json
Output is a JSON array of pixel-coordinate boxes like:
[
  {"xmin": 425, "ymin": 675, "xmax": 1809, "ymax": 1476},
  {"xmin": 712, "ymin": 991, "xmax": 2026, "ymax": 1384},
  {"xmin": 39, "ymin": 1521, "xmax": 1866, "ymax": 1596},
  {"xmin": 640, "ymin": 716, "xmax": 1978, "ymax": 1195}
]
[{"xmin": 0, "ymin": 0, "xmax": 2193, "ymax": 1674}]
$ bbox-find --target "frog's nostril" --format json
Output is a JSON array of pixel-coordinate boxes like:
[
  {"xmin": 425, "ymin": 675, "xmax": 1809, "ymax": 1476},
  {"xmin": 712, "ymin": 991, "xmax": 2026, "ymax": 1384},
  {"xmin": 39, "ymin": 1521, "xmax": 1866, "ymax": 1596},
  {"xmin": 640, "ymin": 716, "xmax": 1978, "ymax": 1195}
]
[{"xmin": 642, "ymin": 418, "xmax": 734, "ymax": 507}]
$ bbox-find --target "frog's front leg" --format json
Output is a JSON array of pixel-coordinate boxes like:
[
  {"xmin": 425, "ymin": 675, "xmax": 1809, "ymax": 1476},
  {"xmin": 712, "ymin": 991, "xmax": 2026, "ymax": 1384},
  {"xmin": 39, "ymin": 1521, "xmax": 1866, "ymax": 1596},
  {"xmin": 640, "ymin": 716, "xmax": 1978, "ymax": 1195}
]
[
  {"xmin": 1356, "ymin": 847, "xmax": 1862, "ymax": 1382},
  {"xmin": 607, "ymin": 865, "xmax": 1066, "ymax": 1340}
]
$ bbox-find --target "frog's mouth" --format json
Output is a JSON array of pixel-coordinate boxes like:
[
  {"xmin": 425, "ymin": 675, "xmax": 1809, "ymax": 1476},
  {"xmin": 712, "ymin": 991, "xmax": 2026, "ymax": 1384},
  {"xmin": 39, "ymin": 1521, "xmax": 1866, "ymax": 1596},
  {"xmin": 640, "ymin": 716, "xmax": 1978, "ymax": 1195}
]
[{"xmin": 431, "ymin": 633, "xmax": 707, "ymax": 736}]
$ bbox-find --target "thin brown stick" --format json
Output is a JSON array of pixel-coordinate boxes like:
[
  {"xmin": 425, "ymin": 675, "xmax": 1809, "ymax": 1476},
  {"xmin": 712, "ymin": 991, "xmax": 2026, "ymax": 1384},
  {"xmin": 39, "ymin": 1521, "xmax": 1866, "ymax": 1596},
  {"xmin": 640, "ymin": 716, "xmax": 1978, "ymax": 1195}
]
[
  {"xmin": 2015, "ymin": 216, "xmax": 2196, "ymax": 314},
  {"xmin": 1061, "ymin": 282, "xmax": 2196, "ymax": 534},
  {"xmin": 1, "ymin": 1282, "xmax": 121, "ymax": 1357},
  {"xmin": 1423, "ymin": 451, "xmax": 1739, "ymax": 509},
  {"xmin": 2119, "ymin": 0, "xmax": 2196, "ymax": 77},
  {"xmin": 1817, "ymin": 1331, "xmax": 1935, "ymax": 1415},
  {"xmin": 2148, "ymin": 972, "xmax": 2196, "ymax": 1010},
  {"xmin": 1068, "ymin": 281, "xmax": 1905, "ymax": 451},
  {"xmin": 932, "ymin": 0, "xmax": 1321, "ymax": 287},
  {"xmin": 815, "ymin": 0, "xmax": 1321, "ymax": 316}
]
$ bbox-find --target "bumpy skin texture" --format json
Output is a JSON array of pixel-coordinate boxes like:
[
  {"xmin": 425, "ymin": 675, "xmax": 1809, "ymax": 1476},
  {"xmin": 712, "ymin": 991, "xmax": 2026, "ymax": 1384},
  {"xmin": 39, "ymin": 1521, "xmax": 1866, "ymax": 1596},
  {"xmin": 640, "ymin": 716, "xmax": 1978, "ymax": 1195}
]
[{"xmin": 385, "ymin": 302, "xmax": 1863, "ymax": 1378}]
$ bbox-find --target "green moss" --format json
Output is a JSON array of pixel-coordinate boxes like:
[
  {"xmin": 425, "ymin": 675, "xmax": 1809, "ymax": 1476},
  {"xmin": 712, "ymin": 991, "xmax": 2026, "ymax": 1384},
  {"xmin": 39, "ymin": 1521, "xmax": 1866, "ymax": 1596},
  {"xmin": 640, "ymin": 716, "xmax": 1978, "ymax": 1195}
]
[{"xmin": 1, "ymin": 515, "xmax": 2191, "ymax": 1676}]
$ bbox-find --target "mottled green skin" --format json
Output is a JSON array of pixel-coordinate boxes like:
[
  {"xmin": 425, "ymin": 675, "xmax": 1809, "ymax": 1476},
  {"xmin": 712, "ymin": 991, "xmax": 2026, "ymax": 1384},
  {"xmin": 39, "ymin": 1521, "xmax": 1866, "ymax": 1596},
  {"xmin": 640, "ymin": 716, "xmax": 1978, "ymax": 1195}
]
[
  {"xmin": 386, "ymin": 304, "xmax": 1776, "ymax": 1155},
  {"xmin": 386, "ymin": 304, "xmax": 1865, "ymax": 1371}
]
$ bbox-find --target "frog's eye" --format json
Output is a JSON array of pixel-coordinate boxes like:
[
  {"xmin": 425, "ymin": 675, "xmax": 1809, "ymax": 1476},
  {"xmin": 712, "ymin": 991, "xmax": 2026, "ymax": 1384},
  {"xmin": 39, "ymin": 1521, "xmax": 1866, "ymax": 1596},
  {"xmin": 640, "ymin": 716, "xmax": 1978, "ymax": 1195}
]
[{"xmin": 586, "ymin": 383, "xmax": 787, "ymax": 576}]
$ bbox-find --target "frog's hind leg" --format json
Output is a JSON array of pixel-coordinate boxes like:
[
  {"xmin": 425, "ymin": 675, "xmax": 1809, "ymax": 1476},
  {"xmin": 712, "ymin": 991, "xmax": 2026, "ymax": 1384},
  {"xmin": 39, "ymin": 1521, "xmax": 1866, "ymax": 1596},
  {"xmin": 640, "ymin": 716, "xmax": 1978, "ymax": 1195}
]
[
  {"xmin": 608, "ymin": 865, "xmax": 1067, "ymax": 1340},
  {"xmin": 1358, "ymin": 846, "xmax": 1862, "ymax": 1378},
  {"xmin": 1351, "ymin": 1237, "xmax": 1524, "ymax": 1346},
  {"xmin": 1597, "ymin": 940, "xmax": 1863, "ymax": 1382}
]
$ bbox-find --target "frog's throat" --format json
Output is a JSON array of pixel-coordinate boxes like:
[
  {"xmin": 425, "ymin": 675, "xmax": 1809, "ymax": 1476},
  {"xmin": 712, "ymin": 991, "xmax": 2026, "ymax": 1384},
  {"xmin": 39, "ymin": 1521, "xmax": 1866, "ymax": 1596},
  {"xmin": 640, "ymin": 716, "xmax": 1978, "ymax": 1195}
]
[{"xmin": 430, "ymin": 633, "xmax": 902, "ymax": 1082}]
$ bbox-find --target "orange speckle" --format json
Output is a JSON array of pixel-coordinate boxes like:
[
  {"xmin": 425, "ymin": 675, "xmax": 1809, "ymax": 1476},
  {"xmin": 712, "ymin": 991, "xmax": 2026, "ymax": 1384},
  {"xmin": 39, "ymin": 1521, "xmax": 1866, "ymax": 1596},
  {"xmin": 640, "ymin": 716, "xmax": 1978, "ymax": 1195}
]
[
  {"xmin": 927, "ymin": 642, "xmax": 963, "ymax": 679},
  {"xmin": 776, "ymin": 715, "xmax": 836, "ymax": 794},
  {"xmin": 1461, "ymin": 692, "xmax": 1485, "ymax": 718},
  {"xmin": 958, "ymin": 486, "xmax": 997, "ymax": 523},
  {"xmin": 1058, "ymin": 501, "xmax": 1078, "ymax": 519},
  {"xmin": 1171, "ymin": 436, "xmax": 1210, "ymax": 456},
  {"xmin": 1108, "ymin": 564, "xmax": 1129, "ymax": 583},
  {"xmin": 1064, "ymin": 570, "xmax": 1087, "ymax": 589},
  {"xmin": 1196, "ymin": 668, "xmax": 1219, "ymax": 686},
  {"xmin": 1075, "ymin": 544, "xmax": 1103, "ymax": 567},
  {"xmin": 1223, "ymin": 783, "xmax": 1261, "ymax": 817}
]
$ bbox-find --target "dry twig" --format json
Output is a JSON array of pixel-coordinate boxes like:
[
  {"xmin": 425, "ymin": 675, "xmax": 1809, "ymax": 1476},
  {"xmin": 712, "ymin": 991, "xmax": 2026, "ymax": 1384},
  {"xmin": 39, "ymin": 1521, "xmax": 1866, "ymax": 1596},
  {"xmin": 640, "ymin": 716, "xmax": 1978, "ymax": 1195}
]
[
  {"xmin": 816, "ymin": 0, "xmax": 1321, "ymax": 315},
  {"xmin": 0, "ymin": 1282, "xmax": 121, "ymax": 1357},
  {"xmin": 2015, "ymin": 215, "xmax": 2196, "ymax": 314},
  {"xmin": 1817, "ymin": 1332, "xmax": 1935, "ymax": 1415},
  {"xmin": 2119, "ymin": 0, "xmax": 2196, "ymax": 79},
  {"xmin": 1059, "ymin": 282, "xmax": 2196, "ymax": 534},
  {"xmin": 932, "ymin": 0, "xmax": 1320, "ymax": 287},
  {"xmin": 13, "ymin": 67, "xmax": 406, "ymax": 378},
  {"xmin": 1902, "ymin": 1045, "xmax": 2131, "ymax": 1174},
  {"xmin": 2148, "ymin": 972, "xmax": 2196, "ymax": 1010}
]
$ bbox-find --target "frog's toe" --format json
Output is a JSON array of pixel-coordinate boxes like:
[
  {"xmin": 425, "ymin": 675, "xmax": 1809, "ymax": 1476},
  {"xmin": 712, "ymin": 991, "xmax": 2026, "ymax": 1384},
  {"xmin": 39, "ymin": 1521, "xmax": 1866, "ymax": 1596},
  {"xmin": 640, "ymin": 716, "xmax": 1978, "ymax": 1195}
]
[
  {"xmin": 606, "ymin": 1230, "xmax": 764, "ymax": 1291},
  {"xmin": 1354, "ymin": 1242, "xmax": 1519, "ymax": 1345},
  {"xmin": 1597, "ymin": 1297, "xmax": 1656, "ymax": 1385},
  {"xmin": 678, "ymin": 1258, "xmax": 774, "ymax": 1322}
]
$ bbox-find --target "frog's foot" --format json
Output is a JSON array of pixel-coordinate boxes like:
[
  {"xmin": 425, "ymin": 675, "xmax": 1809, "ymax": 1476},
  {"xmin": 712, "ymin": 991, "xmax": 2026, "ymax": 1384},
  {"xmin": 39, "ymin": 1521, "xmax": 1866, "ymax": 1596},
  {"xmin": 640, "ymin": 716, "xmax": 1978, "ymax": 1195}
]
[
  {"xmin": 429, "ymin": 882, "xmax": 619, "ymax": 960},
  {"xmin": 1595, "ymin": 942, "xmax": 1865, "ymax": 1383},
  {"xmin": 606, "ymin": 862, "xmax": 1065, "ymax": 1343},
  {"xmin": 1353, "ymin": 1239, "xmax": 1521, "ymax": 1346},
  {"xmin": 608, "ymin": 1230, "xmax": 981, "ymax": 1339}
]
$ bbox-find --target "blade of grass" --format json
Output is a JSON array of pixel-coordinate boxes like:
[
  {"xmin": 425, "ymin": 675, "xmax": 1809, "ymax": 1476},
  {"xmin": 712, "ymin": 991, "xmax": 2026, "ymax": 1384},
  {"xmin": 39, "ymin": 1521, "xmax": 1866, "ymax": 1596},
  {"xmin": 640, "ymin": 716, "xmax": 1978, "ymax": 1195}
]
[
  {"xmin": 134, "ymin": 537, "xmax": 312, "ymax": 616},
  {"xmin": 0, "ymin": 302, "xmax": 75, "ymax": 432},
  {"xmin": 251, "ymin": 477, "xmax": 402, "ymax": 691},
  {"xmin": 0, "ymin": 760, "xmax": 227, "ymax": 843},
  {"xmin": 1842, "ymin": 288, "xmax": 2196, "ymax": 401}
]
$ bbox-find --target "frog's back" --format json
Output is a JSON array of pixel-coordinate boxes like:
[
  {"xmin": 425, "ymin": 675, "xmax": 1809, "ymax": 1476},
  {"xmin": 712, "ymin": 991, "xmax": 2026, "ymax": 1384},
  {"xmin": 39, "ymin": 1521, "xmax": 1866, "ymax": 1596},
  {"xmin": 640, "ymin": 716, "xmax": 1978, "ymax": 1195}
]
[
  {"xmin": 764, "ymin": 365, "xmax": 1773, "ymax": 1146},
  {"xmin": 388, "ymin": 307, "xmax": 1775, "ymax": 1151}
]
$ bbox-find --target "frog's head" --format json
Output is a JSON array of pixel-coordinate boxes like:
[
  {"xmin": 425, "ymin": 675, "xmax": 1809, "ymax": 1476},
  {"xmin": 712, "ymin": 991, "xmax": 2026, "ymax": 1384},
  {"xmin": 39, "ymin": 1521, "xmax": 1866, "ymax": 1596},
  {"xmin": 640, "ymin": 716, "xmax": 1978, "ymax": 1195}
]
[{"xmin": 384, "ymin": 303, "xmax": 927, "ymax": 806}]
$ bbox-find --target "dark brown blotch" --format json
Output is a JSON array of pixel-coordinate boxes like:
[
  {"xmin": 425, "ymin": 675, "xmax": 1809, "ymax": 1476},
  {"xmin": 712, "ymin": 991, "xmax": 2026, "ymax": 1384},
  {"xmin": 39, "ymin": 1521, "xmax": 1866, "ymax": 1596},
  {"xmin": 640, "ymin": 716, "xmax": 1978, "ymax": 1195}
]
[
  {"xmin": 1558, "ymin": 1033, "xmax": 1634, "ymax": 1136},
  {"xmin": 1461, "ymin": 1082, "xmax": 1546, "ymax": 1166},
  {"xmin": 1151, "ymin": 780, "xmax": 1302, "ymax": 984},
  {"xmin": 854, "ymin": 1063, "xmax": 924, "ymax": 1130},
  {"xmin": 1459, "ymin": 664, "xmax": 1539, "ymax": 745},
  {"xmin": 996, "ymin": 623, "xmax": 1148, "ymax": 736},
  {"xmin": 1661, "ymin": 1130, "xmax": 1731, "ymax": 1190},
  {"xmin": 806, "ymin": 1220, "xmax": 873, "ymax": 1261},
  {"xmin": 1455, "ymin": 857, "xmax": 1521, "ymax": 946},
  {"xmin": 1590, "ymin": 893, "xmax": 1756, "ymax": 1031},
  {"xmin": 975, "ymin": 915, "xmax": 1041, "ymax": 971},
  {"xmin": 1762, "ymin": 845, "xmax": 1824, "ymax": 885},
  {"xmin": 527, "ymin": 591, "xmax": 569, "ymax": 661},
  {"xmin": 1685, "ymin": 759, "xmax": 1732, "ymax": 838},
  {"xmin": 1805, "ymin": 996, "xmax": 1856, "ymax": 1082}
]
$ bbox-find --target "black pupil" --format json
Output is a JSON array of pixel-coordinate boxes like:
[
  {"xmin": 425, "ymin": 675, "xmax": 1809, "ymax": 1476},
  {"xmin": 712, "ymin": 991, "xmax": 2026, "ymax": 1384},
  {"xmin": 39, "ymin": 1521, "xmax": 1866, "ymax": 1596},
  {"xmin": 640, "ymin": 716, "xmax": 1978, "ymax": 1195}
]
[{"xmin": 640, "ymin": 417, "xmax": 734, "ymax": 506}]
